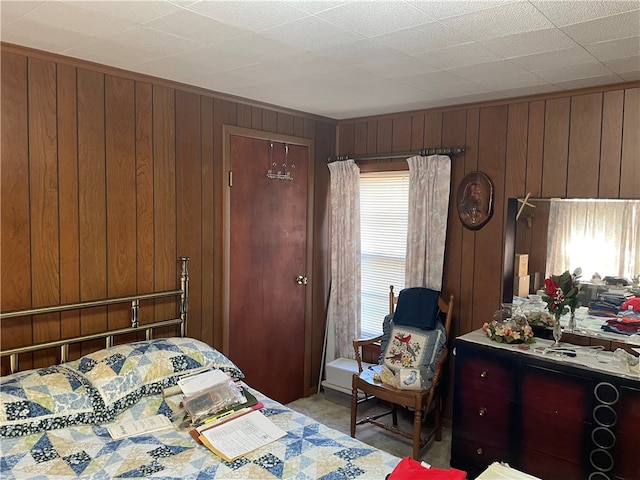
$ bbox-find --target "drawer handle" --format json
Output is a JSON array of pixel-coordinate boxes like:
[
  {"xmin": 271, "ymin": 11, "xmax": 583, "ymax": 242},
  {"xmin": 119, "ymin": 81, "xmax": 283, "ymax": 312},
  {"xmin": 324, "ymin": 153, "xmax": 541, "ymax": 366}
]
[
  {"xmin": 480, "ymin": 370, "xmax": 488, "ymax": 378},
  {"xmin": 477, "ymin": 448, "xmax": 483, "ymax": 455},
  {"xmin": 478, "ymin": 407, "xmax": 487, "ymax": 416}
]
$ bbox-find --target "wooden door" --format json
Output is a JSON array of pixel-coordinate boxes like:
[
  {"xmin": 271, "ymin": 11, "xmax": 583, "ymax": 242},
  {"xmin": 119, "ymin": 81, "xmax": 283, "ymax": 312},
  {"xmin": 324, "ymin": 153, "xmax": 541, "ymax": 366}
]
[{"xmin": 227, "ymin": 132, "xmax": 310, "ymax": 404}]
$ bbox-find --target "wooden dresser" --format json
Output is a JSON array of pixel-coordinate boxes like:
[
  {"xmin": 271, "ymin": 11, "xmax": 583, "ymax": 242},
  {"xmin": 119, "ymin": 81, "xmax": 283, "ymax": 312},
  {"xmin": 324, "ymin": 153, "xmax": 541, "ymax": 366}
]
[{"xmin": 450, "ymin": 331, "xmax": 640, "ymax": 480}]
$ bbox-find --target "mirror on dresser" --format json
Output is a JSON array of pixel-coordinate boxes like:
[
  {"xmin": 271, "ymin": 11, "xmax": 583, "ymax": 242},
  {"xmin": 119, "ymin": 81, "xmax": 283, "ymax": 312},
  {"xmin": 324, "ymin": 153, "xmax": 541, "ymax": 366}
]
[{"xmin": 503, "ymin": 197, "xmax": 640, "ymax": 346}]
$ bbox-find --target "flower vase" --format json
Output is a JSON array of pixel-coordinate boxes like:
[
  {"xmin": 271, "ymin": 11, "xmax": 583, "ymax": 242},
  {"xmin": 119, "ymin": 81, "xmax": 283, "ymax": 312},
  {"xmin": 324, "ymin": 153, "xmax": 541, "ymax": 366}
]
[
  {"xmin": 568, "ymin": 311, "xmax": 576, "ymax": 333},
  {"xmin": 552, "ymin": 313, "xmax": 562, "ymax": 346}
]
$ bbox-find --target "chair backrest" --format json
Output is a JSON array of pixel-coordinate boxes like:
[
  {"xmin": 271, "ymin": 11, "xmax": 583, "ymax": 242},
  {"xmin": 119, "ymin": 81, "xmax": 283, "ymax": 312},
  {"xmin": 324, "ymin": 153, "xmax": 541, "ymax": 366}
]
[{"xmin": 388, "ymin": 285, "xmax": 454, "ymax": 342}]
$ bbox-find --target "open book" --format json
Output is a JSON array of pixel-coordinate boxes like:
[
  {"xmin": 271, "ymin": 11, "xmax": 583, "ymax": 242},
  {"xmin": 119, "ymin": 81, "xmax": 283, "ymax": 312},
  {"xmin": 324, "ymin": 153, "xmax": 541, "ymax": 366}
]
[{"xmin": 199, "ymin": 410, "xmax": 286, "ymax": 462}]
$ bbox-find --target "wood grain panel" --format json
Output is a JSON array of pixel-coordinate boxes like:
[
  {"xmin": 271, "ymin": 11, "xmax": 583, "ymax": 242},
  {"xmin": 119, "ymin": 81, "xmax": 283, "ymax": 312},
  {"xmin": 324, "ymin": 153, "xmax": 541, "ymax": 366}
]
[
  {"xmin": 391, "ymin": 116, "xmax": 411, "ymax": 151},
  {"xmin": 105, "ymin": 75, "xmax": 136, "ymax": 334},
  {"xmin": 176, "ymin": 90, "xmax": 202, "ymax": 340},
  {"xmin": 262, "ymin": 110, "xmax": 277, "ymax": 132},
  {"xmin": 620, "ymin": 87, "xmax": 639, "ymax": 199},
  {"xmin": 567, "ymin": 93, "xmax": 602, "ymax": 198},
  {"xmin": 354, "ymin": 123, "xmax": 367, "ymax": 155},
  {"xmin": 277, "ymin": 112, "xmax": 294, "ymax": 135},
  {"xmin": 424, "ymin": 112, "xmax": 443, "ymax": 147},
  {"xmin": 251, "ymin": 107, "xmax": 262, "ymax": 130},
  {"xmin": 376, "ymin": 118, "xmax": 392, "ymax": 154},
  {"xmin": 201, "ymin": 96, "xmax": 215, "ymax": 345},
  {"xmin": 153, "ymin": 85, "xmax": 177, "ymax": 327},
  {"xmin": 135, "ymin": 81, "xmax": 154, "ymax": 319},
  {"xmin": 366, "ymin": 121, "xmax": 377, "ymax": 153},
  {"xmin": 293, "ymin": 117, "xmax": 304, "ymax": 138},
  {"xmin": 28, "ymin": 57, "xmax": 60, "ymax": 366},
  {"xmin": 475, "ymin": 106, "xmax": 508, "ymax": 328},
  {"xmin": 57, "ymin": 63, "xmax": 80, "ymax": 352},
  {"xmin": 1, "ymin": 52, "xmax": 31, "ymax": 314},
  {"xmin": 410, "ymin": 115, "xmax": 424, "ymax": 150},
  {"xmin": 237, "ymin": 104, "xmax": 251, "ymax": 128},
  {"xmin": 505, "ymin": 103, "xmax": 528, "ymax": 199},
  {"xmin": 599, "ymin": 90, "xmax": 623, "ymax": 198},
  {"xmin": 541, "ymin": 98, "xmax": 570, "ymax": 197},
  {"xmin": 337, "ymin": 122, "xmax": 354, "ymax": 156},
  {"xmin": 212, "ymin": 98, "xmax": 237, "ymax": 350},
  {"xmin": 77, "ymin": 68, "xmax": 107, "ymax": 346},
  {"xmin": 525, "ymin": 101, "xmax": 545, "ymax": 196}
]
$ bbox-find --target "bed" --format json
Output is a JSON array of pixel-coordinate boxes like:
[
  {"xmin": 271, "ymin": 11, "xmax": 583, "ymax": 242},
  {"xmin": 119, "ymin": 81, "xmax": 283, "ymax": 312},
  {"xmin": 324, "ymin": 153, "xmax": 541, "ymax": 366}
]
[{"xmin": 0, "ymin": 257, "xmax": 401, "ymax": 479}]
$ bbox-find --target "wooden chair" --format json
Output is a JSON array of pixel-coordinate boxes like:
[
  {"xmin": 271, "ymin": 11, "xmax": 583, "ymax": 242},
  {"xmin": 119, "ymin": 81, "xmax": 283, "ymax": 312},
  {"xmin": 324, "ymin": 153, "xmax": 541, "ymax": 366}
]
[{"xmin": 350, "ymin": 285, "xmax": 455, "ymax": 460}]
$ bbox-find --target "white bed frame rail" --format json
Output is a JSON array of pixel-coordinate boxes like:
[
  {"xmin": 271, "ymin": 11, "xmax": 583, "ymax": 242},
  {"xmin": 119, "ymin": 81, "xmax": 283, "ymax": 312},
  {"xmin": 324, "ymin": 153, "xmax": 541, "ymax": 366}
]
[{"xmin": 0, "ymin": 256, "xmax": 189, "ymax": 374}]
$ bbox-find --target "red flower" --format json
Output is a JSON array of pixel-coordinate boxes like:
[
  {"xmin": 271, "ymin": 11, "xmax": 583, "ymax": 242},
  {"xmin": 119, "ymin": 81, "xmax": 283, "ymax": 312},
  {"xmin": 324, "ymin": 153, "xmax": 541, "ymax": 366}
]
[{"xmin": 544, "ymin": 277, "xmax": 559, "ymax": 294}]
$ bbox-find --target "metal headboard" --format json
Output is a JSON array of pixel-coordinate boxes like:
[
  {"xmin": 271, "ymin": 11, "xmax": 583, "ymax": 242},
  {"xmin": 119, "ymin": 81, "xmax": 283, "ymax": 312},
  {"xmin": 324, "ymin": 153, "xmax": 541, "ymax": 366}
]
[{"xmin": 0, "ymin": 256, "xmax": 189, "ymax": 374}]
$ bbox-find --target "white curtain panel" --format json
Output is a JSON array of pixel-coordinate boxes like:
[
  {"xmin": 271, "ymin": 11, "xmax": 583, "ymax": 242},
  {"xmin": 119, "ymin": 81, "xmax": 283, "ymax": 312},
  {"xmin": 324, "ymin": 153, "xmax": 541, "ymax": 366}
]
[
  {"xmin": 546, "ymin": 200, "xmax": 640, "ymax": 279},
  {"xmin": 405, "ymin": 155, "xmax": 452, "ymax": 290},
  {"xmin": 327, "ymin": 159, "xmax": 361, "ymax": 360}
]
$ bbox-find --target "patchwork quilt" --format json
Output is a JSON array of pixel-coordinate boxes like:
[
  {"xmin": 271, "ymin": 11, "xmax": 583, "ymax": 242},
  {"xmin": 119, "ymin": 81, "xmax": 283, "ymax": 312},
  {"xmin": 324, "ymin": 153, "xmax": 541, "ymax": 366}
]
[{"xmin": 0, "ymin": 389, "xmax": 400, "ymax": 479}]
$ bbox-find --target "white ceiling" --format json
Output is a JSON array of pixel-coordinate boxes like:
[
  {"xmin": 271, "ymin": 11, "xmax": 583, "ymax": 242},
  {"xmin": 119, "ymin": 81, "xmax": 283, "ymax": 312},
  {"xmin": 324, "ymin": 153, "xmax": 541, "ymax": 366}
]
[{"xmin": 2, "ymin": 0, "xmax": 639, "ymax": 119}]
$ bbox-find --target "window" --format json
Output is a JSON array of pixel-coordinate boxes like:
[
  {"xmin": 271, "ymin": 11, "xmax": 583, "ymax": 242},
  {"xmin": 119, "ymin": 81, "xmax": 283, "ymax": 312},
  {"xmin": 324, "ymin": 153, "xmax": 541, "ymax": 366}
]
[{"xmin": 360, "ymin": 171, "xmax": 409, "ymax": 337}]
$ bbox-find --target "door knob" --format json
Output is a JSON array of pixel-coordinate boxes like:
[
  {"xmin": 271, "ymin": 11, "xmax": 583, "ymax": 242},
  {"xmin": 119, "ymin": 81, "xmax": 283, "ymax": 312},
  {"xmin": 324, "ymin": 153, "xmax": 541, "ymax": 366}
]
[{"xmin": 296, "ymin": 275, "xmax": 308, "ymax": 285}]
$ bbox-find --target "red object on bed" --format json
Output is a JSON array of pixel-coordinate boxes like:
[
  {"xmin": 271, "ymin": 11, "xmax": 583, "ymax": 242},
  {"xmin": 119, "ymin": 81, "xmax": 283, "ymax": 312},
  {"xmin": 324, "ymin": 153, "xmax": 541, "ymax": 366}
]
[{"xmin": 387, "ymin": 456, "xmax": 467, "ymax": 479}]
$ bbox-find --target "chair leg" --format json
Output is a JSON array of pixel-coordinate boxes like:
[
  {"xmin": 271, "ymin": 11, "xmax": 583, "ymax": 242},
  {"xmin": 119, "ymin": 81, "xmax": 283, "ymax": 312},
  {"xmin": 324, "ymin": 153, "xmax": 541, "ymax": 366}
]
[
  {"xmin": 412, "ymin": 407, "xmax": 422, "ymax": 460},
  {"xmin": 434, "ymin": 400, "xmax": 442, "ymax": 442},
  {"xmin": 350, "ymin": 384, "xmax": 358, "ymax": 438},
  {"xmin": 391, "ymin": 404, "xmax": 398, "ymax": 426}
]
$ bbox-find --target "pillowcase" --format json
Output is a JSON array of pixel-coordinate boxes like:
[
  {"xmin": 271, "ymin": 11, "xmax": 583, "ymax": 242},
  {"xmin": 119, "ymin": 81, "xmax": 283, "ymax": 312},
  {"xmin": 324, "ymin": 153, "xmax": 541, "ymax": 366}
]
[
  {"xmin": 393, "ymin": 287, "xmax": 441, "ymax": 330},
  {"xmin": 62, "ymin": 337, "xmax": 244, "ymax": 417},
  {"xmin": 0, "ymin": 366, "xmax": 101, "ymax": 437},
  {"xmin": 380, "ymin": 319, "xmax": 446, "ymax": 388}
]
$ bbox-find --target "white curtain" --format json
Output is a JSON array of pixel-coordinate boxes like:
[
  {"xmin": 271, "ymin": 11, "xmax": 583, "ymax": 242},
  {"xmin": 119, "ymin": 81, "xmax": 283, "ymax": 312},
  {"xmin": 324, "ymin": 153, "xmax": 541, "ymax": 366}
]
[
  {"xmin": 404, "ymin": 155, "xmax": 452, "ymax": 290},
  {"xmin": 327, "ymin": 160, "xmax": 361, "ymax": 360},
  {"xmin": 546, "ymin": 200, "xmax": 640, "ymax": 279}
]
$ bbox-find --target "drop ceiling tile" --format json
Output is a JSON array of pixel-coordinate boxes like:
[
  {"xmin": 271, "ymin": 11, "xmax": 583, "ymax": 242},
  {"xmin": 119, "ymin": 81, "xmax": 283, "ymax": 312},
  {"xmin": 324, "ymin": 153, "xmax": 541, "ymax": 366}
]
[
  {"xmin": 416, "ymin": 42, "xmax": 502, "ymax": 70},
  {"xmin": 284, "ymin": 0, "xmax": 354, "ymax": 15},
  {"xmin": 373, "ymin": 21, "xmax": 472, "ymax": 55},
  {"xmin": 446, "ymin": 60, "xmax": 531, "ymax": 83},
  {"xmin": 0, "ymin": 1, "xmax": 44, "ymax": 26},
  {"xmin": 67, "ymin": 0, "xmax": 182, "ymax": 24},
  {"xmin": 440, "ymin": 2, "xmax": 555, "ymax": 42},
  {"xmin": 553, "ymin": 74, "xmax": 625, "ymax": 91},
  {"xmin": 618, "ymin": 70, "xmax": 640, "ymax": 81},
  {"xmin": 531, "ymin": 0, "xmax": 640, "ymax": 27},
  {"xmin": 187, "ymin": 0, "xmax": 309, "ymax": 32},
  {"xmin": 357, "ymin": 54, "xmax": 438, "ymax": 79},
  {"xmin": 179, "ymin": 44, "xmax": 262, "ymax": 72},
  {"xmin": 316, "ymin": 38, "xmax": 403, "ymax": 64},
  {"xmin": 65, "ymin": 38, "xmax": 168, "ymax": 67},
  {"xmin": 1, "ymin": 17, "xmax": 96, "ymax": 52},
  {"xmin": 21, "ymin": 1, "xmax": 134, "ymax": 38},
  {"xmin": 315, "ymin": 1, "xmax": 433, "ymax": 37},
  {"xmin": 560, "ymin": 10, "xmax": 640, "ymax": 45},
  {"xmin": 259, "ymin": 15, "xmax": 362, "ymax": 51},
  {"xmin": 106, "ymin": 26, "xmax": 203, "ymax": 57},
  {"xmin": 476, "ymin": 70, "xmax": 548, "ymax": 91},
  {"xmin": 142, "ymin": 8, "xmax": 247, "ymax": 45},
  {"xmin": 603, "ymin": 55, "xmax": 640, "ymax": 74},
  {"xmin": 213, "ymin": 33, "xmax": 306, "ymax": 62},
  {"xmin": 408, "ymin": 0, "xmax": 512, "ymax": 20},
  {"xmin": 495, "ymin": 83, "xmax": 562, "ymax": 100},
  {"xmin": 509, "ymin": 46, "xmax": 599, "ymax": 71},
  {"xmin": 533, "ymin": 62, "xmax": 615, "ymax": 83},
  {"xmin": 585, "ymin": 36, "xmax": 640, "ymax": 62},
  {"xmin": 481, "ymin": 28, "xmax": 578, "ymax": 58}
]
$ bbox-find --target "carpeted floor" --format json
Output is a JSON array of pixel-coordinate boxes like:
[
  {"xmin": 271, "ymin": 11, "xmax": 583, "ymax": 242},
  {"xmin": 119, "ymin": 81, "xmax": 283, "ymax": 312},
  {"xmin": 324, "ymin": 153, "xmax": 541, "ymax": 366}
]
[{"xmin": 287, "ymin": 390, "xmax": 452, "ymax": 469}]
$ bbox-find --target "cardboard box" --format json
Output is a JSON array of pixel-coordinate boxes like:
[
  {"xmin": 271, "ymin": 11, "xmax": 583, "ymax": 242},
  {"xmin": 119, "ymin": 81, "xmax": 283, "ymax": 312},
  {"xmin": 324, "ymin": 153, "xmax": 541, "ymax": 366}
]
[
  {"xmin": 514, "ymin": 274, "xmax": 530, "ymax": 297},
  {"xmin": 514, "ymin": 253, "xmax": 529, "ymax": 277}
]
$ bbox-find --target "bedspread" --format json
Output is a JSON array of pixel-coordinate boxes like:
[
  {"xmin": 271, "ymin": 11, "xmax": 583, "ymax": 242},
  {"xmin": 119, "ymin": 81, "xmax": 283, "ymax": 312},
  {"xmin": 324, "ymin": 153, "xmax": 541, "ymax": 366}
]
[{"xmin": 0, "ymin": 389, "xmax": 400, "ymax": 479}]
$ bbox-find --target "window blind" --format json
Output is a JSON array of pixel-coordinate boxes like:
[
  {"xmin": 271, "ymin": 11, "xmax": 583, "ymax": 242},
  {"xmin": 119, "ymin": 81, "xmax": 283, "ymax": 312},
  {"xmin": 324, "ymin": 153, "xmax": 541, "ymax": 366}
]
[{"xmin": 360, "ymin": 171, "xmax": 409, "ymax": 337}]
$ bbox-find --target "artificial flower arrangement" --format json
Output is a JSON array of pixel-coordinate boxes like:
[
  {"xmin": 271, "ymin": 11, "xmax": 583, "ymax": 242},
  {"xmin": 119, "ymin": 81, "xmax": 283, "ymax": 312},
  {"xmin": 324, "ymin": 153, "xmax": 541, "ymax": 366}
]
[
  {"xmin": 526, "ymin": 310, "xmax": 556, "ymax": 328},
  {"xmin": 481, "ymin": 319, "xmax": 536, "ymax": 344},
  {"xmin": 541, "ymin": 268, "xmax": 584, "ymax": 316}
]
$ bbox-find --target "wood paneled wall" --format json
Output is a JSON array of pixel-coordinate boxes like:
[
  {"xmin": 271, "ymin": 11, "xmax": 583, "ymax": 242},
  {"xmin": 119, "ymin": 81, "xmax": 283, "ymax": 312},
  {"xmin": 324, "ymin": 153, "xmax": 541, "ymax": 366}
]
[
  {"xmin": 336, "ymin": 83, "xmax": 639, "ymax": 342},
  {"xmin": 0, "ymin": 45, "xmax": 335, "ymax": 393}
]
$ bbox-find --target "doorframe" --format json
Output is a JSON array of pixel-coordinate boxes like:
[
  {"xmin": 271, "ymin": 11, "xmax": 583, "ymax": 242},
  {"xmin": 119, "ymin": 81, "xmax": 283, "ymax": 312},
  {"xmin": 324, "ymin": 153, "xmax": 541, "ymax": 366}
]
[{"xmin": 222, "ymin": 125, "xmax": 315, "ymax": 393}]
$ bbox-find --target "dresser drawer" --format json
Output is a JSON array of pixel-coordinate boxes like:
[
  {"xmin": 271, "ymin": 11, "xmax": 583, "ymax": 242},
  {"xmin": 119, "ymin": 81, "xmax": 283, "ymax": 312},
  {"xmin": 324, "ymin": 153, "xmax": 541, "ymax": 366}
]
[
  {"xmin": 451, "ymin": 435, "xmax": 509, "ymax": 469},
  {"xmin": 456, "ymin": 355, "xmax": 515, "ymax": 399},
  {"xmin": 518, "ymin": 448, "xmax": 584, "ymax": 480},
  {"xmin": 453, "ymin": 387, "xmax": 513, "ymax": 445}
]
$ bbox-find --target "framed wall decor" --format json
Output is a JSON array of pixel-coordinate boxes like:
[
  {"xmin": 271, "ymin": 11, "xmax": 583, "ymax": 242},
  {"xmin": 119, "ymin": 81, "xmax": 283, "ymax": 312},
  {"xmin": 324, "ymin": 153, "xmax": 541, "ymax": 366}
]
[{"xmin": 456, "ymin": 172, "xmax": 493, "ymax": 230}]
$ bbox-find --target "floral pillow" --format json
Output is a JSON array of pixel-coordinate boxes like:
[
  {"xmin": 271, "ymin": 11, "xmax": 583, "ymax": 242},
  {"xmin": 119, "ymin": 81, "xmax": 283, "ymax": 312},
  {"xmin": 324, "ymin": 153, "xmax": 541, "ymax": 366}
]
[
  {"xmin": 380, "ymin": 319, "xmax": 446, "ymax": 388},
  {"xmin": 61, "ymin": 337, "xmax": 244, "ymax": 417},
  {"xmin": 0, "ymin": 366, "xmax": 103, "ymax": 437}
]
